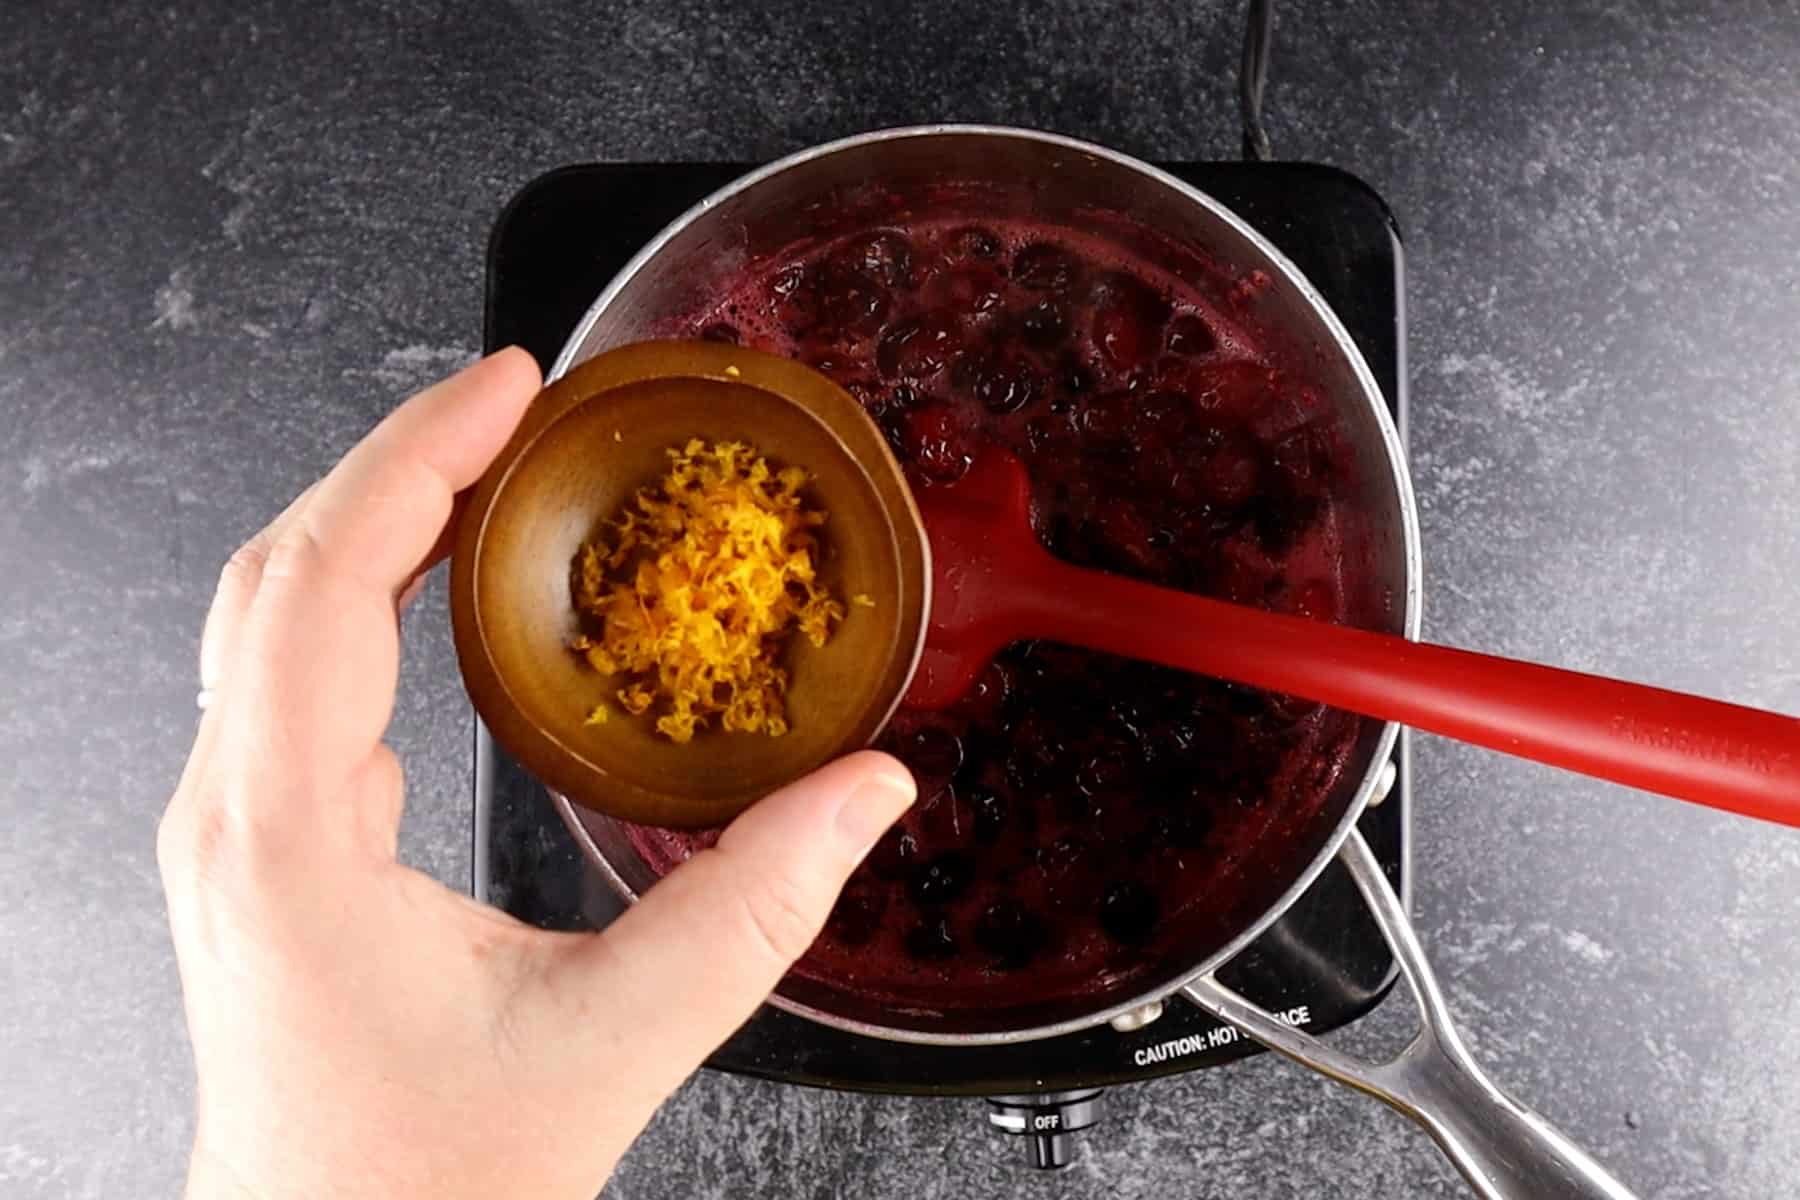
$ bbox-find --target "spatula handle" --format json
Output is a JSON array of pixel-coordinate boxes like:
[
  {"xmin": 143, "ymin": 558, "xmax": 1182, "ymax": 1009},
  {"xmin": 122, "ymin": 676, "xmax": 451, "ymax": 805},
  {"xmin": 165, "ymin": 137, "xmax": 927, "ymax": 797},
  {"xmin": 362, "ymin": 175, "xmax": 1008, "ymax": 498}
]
[{"xmin": 1020, "ymin": 558, "xmax": 1800, "ymax": 827}]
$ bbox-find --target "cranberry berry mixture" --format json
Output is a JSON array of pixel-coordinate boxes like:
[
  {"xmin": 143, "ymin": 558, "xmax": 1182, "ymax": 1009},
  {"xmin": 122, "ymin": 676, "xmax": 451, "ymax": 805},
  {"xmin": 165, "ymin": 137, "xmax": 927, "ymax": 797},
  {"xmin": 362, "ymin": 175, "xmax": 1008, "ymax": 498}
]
[{"xmin": 631, "ymin": 216, "xmax": 1361, "ymax": 1010}]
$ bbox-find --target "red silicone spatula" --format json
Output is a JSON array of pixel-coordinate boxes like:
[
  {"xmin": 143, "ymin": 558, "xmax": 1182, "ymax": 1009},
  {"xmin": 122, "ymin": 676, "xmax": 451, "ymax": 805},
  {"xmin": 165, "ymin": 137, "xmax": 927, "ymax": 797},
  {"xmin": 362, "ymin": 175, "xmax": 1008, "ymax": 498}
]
[{"xmin": 904, "ymin": 449, "xmax": 1800, "ymax": 827}]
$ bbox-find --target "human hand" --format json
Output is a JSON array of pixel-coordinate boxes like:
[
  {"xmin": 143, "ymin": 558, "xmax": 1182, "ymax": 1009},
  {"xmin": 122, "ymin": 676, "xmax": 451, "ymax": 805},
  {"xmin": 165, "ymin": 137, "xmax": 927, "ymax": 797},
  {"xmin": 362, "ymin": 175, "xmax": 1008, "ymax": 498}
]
[{"xmin": 159, "ymin": 349, "xmax": 916, "ymax": 1200}]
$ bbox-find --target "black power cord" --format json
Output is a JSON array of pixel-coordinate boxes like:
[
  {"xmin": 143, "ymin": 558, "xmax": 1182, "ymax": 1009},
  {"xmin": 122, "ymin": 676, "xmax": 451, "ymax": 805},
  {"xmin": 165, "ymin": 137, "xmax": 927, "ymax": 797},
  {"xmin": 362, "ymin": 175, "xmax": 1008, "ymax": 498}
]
[{"xmin": 1239, "ymin": 0, "xmax": 1275, "ymax": 161}]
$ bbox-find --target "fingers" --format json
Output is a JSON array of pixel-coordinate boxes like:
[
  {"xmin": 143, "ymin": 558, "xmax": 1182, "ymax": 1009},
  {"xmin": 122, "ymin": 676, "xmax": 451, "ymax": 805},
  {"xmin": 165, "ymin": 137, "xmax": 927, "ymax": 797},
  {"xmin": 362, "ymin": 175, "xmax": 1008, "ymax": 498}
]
[
  {"xmin": 392, "ymin": 488, "xmax": 477, "ymax": 613},
  {"xmin": 556, "ymin": 753, "xmax": 915, "ymax": 1098},
  {"xmin": 198, "ymin": 482, "xmax": 318, "ymax": 693},
  {"xmin": 203, "ymin": 348, "xmax": 539, "ymax": 835},
  {"xmin": 280, "ymin": 346, "xmax": 541, "ymax": 603},
  {"xmin": 201, "ymin": 473, "xmax": 453, "ymax": 698},
  {"xmin": 197, "ymin": 348, "xmax": 538, "ymax": 699}
]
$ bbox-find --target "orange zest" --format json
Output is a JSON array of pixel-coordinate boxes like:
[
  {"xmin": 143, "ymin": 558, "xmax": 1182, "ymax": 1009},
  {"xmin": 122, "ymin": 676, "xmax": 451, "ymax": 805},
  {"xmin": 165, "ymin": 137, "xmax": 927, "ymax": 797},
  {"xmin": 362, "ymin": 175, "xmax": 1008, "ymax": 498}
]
[{"xmin": 571, "ymin": 440, "xmax": 848, "ymax": 743}]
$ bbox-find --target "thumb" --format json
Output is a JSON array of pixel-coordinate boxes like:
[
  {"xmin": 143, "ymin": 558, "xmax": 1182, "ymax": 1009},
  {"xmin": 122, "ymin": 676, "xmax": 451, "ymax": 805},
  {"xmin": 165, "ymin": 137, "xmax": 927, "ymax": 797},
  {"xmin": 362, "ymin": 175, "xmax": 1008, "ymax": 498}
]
[{"xmin": 562, "ymin": 751, "xmax": 914, "ymax": 1095}]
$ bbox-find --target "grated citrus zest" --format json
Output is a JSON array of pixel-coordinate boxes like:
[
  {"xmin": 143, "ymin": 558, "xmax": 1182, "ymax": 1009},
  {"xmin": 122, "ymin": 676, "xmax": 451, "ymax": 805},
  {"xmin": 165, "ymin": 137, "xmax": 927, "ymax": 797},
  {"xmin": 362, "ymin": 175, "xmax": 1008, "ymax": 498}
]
[{"xmin": 570, "ymin": 439, "xmax": 851, "ymax": 743}]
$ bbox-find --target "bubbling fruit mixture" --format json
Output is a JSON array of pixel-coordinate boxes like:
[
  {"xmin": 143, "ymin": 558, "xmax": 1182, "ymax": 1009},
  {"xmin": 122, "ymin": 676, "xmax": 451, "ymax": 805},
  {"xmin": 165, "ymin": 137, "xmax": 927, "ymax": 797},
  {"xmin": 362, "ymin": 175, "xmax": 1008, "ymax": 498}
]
[{"xmin": 628, "ymin": 209, "xmax": 1369, "ymax": 1012}]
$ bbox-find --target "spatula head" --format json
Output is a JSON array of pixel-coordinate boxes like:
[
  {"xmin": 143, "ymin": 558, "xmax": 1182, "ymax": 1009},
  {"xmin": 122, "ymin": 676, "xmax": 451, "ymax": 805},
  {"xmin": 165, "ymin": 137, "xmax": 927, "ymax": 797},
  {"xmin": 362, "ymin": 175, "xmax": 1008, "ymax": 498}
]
[{"xmin": 904, "ymin": 449, "xmax": 1043, "ymax": 711}]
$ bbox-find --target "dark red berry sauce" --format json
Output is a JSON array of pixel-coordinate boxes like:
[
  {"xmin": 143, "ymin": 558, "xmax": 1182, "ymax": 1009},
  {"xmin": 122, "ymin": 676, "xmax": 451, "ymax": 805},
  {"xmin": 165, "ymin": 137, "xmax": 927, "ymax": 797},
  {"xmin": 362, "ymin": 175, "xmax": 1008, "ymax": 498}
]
[{"xmin": 627, "ymin": 212, "xmax": 1371, "ymax": 1014}]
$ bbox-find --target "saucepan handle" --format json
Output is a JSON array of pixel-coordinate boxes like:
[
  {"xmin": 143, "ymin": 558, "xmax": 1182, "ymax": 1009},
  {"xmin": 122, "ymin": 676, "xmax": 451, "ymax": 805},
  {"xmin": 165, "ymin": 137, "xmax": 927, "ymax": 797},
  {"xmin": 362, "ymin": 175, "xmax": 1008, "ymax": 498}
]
[{"xmin": 1180, "ymin": 828, "xmax": 1638, "ymax": 1200}]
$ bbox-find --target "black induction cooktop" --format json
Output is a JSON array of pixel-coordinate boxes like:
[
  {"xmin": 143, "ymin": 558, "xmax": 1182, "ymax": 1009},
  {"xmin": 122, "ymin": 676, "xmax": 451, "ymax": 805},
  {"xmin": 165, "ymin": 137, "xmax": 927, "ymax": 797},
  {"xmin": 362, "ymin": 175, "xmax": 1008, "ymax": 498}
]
[{"xmin": 473, "ymin": 160, "xmax": 1411, "ymax": 1167}]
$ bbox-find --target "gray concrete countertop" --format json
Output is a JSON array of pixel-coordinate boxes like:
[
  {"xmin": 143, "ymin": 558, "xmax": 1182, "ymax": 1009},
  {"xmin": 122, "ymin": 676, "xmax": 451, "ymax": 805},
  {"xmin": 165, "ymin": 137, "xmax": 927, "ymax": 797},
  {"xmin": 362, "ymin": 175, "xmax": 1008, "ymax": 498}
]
[{"xmin": 5, "ymin": 2, "xmax": 1797, "ymax": 1196}]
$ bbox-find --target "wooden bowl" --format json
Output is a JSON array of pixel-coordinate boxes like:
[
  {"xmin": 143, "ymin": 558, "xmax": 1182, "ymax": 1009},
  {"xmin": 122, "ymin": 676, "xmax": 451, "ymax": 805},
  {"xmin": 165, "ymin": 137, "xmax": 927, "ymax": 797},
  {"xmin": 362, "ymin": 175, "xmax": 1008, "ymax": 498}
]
[{"xmin": 450, "ymin": 341, "xmax": 930, "ymax": 828}]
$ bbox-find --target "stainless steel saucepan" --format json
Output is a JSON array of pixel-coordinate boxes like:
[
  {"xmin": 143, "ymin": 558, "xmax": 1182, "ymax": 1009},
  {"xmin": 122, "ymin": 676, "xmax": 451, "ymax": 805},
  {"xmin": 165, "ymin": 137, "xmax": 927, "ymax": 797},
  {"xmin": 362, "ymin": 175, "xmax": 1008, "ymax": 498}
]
[{"xmin": 543, "ymin": 125, "xmax": 1636, "ymax": 1200}]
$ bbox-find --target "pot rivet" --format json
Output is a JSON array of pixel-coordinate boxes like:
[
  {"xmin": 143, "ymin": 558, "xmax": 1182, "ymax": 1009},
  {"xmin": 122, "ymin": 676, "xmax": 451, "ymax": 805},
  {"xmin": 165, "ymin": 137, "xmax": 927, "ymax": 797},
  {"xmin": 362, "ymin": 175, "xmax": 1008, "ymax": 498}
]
[
  {"xmin": 1367, "ymin": 759, "xmax": 1397, "ymax": 809},
  {"xmin": 1109, "ymin": 1000, "xmax": 1165, "ymax": 1033}
]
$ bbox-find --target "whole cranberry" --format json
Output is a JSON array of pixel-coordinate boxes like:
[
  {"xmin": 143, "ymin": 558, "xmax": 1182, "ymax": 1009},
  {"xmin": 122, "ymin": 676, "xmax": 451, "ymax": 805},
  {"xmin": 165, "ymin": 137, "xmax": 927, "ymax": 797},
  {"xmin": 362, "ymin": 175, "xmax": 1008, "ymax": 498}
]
[
  {"xmin": 1090, "ymin": 501, "xmax": 1157, "ymax": 571},
  {"xmin": 868, "ymin": 826, "xmax": 920, "ymax": 879},
  {"xmin": 1004, "ymin": 713, "xmax": 1067, "ymax": 788},
  {"xmin": 954, "ymin": 351, "xmax": 1043, "ymax": 415},
  {"xmin": 1076, "ymin": 391, "xmax": 1134, "ymax": 443},
  {"xmin": 1130, "ymin": 389, "xmax": 1190, "ymax": 448},
  {"xmin": 966, "ymin": 787, "xmax": 1008, "ymax": 845},
  {"xmin": 1018, "ymin": 299, "xmax": 1069, "ymax": 348},
  {"xmin": 1037, "ymin": 835, "xmax": 1105, "ymax": 910},
  {"xmin": 916, "ymin": 788, "xmax": 973, "ymax": 847},
  {"xmin": 1166, "ymin": 313, "xmax": 1216, "ymax": 355},
  {"xmin": 836, "ymin": 377, "xmax": 882, "ymax": 412},
  {"xmin": 877, "ymin": 409, "xmax": 910, "ymax": 458},
  {"xmin": 877, "ymin": 311, "xmax": 960, "ymax": 381},
  {"xmin": 836, "ymin": 230, "xmax": 916, "ymax": 289},
  {"xmin": 885, "ymin": 383, "xmax": 928, "ymax": 412},
  {"xmin": 1190, "ymin": 360, "xmax": 1278, "ymax": 416},
  {"xmin": 770, "ymin": 263, "xmax": 821, "ymax": 334},
  {"xmin": 958, "ymin": 659, "xmax": 1012, "ymax": 721},
  {"xmin": 1011, "ymin": 242, "xmax": 1084, "ymax": 293},
  {"xmin": 815, "ymin": 267, "xmax": 891, "ymax": 336},
  {"xmin": 1024, "ymin": 414, "xmax": 1074, "ymax": 459},
  {"xmin": 908, "ymin": 851, "xmax": 975, "ymax": 907},
  {"xmin": 1269, "ymin": 424, "xmax": 1332, "ymax": 495},
  {"xmin": 975, "ymin": 356, "xmax": 1043, "ymax": 415},
  {"xmin": 895, "ymin": 725, "xmax": 964, "ymax": 801},
  {"xmin": 922, "ymin": 266, "xmax": 1005, "ymax": 318},
  {"xmin": 974, "ymin": 901, "xmax": 1048, "ymax": 969},
  {"xmin": 1076, "ymin": 747, "xmax": 1140, "ymax": 808},
  {"xmin": 1097, "ymin": 880, "xmax": 1161, "ymax": 945},
  {"xmin": 945, "ymin": 225, "xmax": 1002, "ymax": 261},
  {"xmin": 903, "ymin": 404, "xmax": 973, "ymax": 483},
  {"xmin": 1148, "ymin": 802, "xmax": 1217, "ymax": 850},
  {"xmin": 1089, "ymin": 272, "xmax": 1170, "ymax": 371},
  {"xmin": 1050, "ymin": 354, "xmax": 1098, "ymax": 412},
  {"xmin": 1092, "ymin": 302, "xmax": 1149, "ymax": 370},
  {"xmin": 1195, "ymin": 429, "xmax": 1262, "ymax": 507}
]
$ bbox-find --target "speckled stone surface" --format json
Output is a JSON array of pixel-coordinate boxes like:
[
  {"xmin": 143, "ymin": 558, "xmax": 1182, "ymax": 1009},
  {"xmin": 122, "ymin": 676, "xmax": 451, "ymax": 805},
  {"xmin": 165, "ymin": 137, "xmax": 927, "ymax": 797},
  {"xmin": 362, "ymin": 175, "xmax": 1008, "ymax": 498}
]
[{"xmin": 5, "ymin": 1, "xmax": 1799, "ymax": 1196}]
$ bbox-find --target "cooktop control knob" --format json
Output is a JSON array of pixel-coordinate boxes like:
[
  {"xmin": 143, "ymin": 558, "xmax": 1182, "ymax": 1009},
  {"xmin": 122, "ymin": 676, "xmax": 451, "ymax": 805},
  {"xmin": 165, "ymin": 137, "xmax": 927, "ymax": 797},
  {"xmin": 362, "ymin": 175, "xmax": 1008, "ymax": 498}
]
[{"xmin": 984, "ymin": 1089, "xmax": 1104, "ymax": 1169}]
